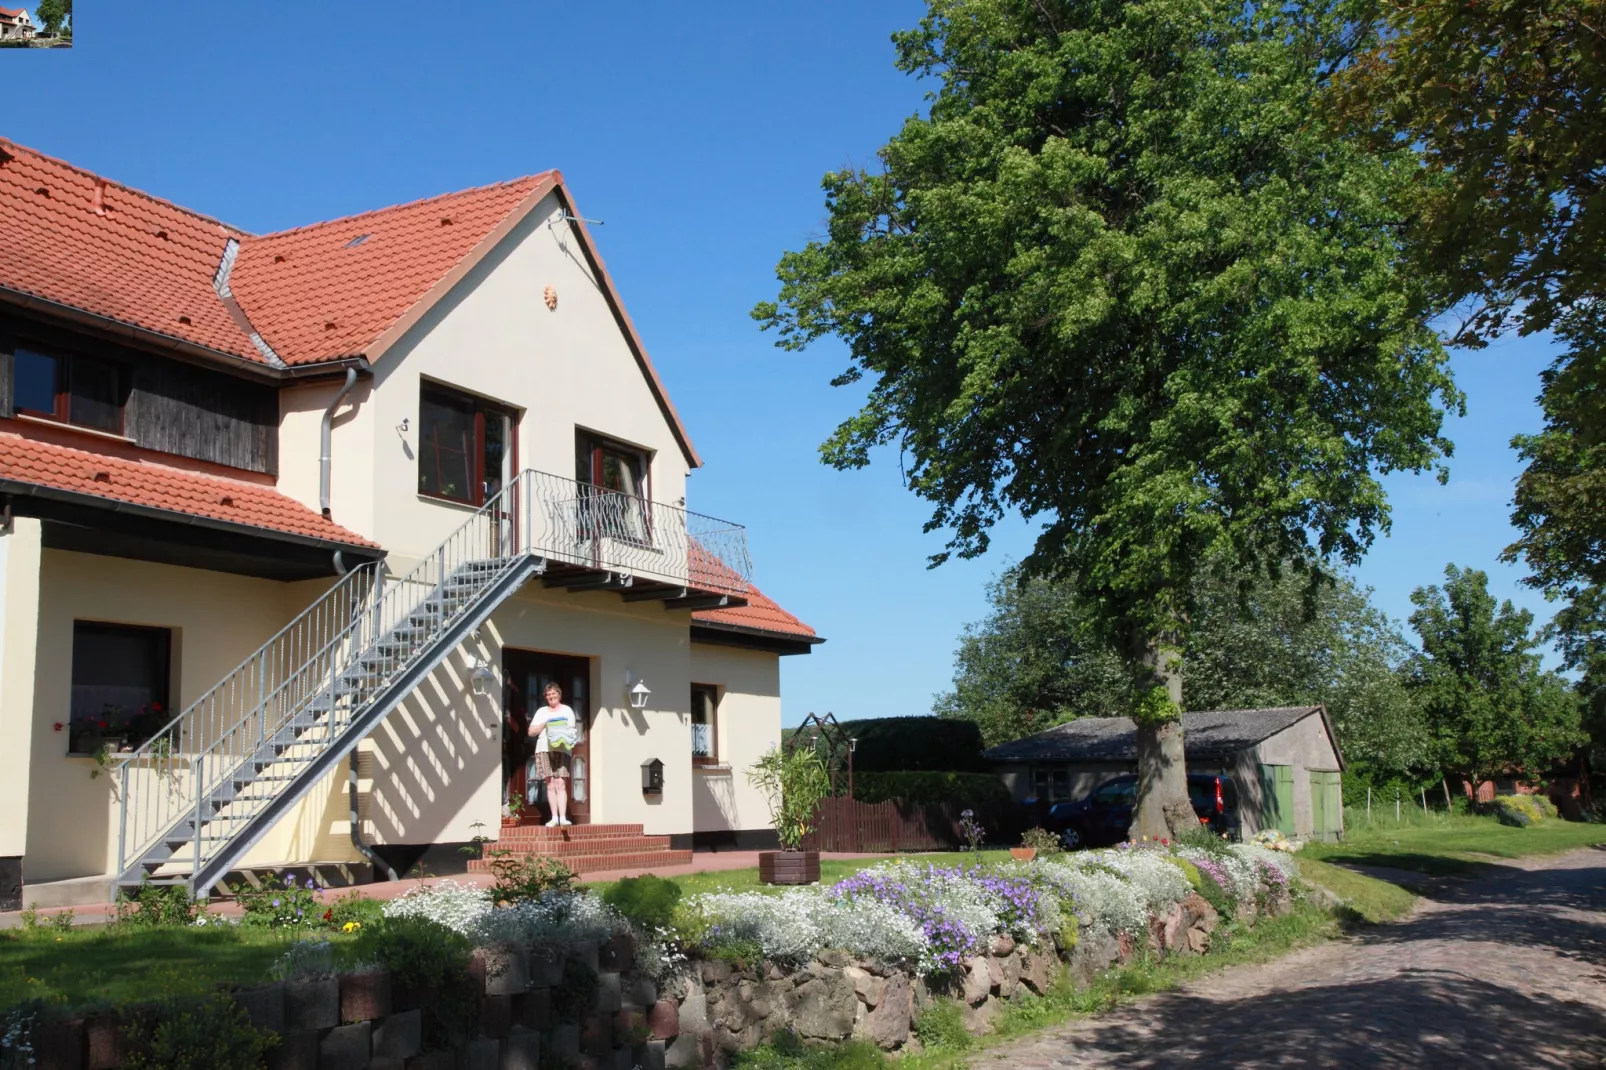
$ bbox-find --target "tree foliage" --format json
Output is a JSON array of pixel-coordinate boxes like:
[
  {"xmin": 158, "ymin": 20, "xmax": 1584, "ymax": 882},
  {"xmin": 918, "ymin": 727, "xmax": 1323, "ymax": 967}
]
[
  {"xmin": 1405, "ymin": 565, "xmax": 1584, "ymax": 792},
  {"xmin": 937, "ymin": 564, "xmax": 1429, "ymax": 776},
  {"xmin": 33, "ymin": 0, "xmax": 65, "ymax": 35},
  {"xmin": 758, "ymin": 0, "xmax": 1457, "ymax": 836}
]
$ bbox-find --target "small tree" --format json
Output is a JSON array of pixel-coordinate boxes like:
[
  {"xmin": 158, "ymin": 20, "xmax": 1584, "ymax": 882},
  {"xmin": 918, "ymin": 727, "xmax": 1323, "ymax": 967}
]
[
  {"xmin": 34, "ymin": 0, "xmax": 65, "ymax": 35},
  {"xmin": 747, "ymin": 747, "xmax": 830, "ymax": 851},
  {"xmin": 1405, "ymin": 565, "xmax": 1584, "ymax": 798}
]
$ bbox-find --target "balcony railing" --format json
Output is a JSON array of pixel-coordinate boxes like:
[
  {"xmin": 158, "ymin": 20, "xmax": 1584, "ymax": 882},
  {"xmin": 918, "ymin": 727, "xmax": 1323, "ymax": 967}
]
[{"xmin": 514, "ymin": 469, "xmax": 751, "ymax": 596}]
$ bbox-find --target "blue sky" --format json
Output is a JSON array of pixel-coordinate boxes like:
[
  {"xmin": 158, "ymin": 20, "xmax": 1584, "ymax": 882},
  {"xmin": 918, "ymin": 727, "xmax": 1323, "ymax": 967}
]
[{"xmin": 0, "ymin": 2, "xmax": 1565, "ymax": 725}]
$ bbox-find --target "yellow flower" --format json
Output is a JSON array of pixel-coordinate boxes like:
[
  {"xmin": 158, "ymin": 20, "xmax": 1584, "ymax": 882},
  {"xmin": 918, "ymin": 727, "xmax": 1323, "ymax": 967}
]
[{"xmin": 342, "ymin": 921, "xmax": 361, "ymax": 933}]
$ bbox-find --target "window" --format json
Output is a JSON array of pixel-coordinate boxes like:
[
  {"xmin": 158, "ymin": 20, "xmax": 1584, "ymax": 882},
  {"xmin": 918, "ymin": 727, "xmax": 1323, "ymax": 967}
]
[
  {"xmin": 1030, "ymin": 767, "xmax": 1072, "ymax": 801},
  {"xmin": 69, "ymin": 622, "xmax": 172, "ymax": 754},
  {"xmin": 576, "ymin": 432, "xmax": 651, "ymax": 543},
  {"xmin": 691, "ymin": 684, "xmax": 719, "ymax": 764},
  {"xmin": 1094, "ymin": 779, "xmax": 1137, "ymax": 806},
  {"xmin": 14, "ymin": 347, "xmax": 125, "ymax": 434},
  {"xmin": 417, "ymin": 383, "xmax": 515, "ymax": 505}
]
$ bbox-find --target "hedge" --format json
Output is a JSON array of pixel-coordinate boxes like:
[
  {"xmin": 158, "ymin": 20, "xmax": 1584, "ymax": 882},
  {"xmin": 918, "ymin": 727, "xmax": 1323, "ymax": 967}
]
[
  {"xmin": 839, "ymin": 770, "xmax": 1011, "ymax": 806},
  {"xmin": 785, "ymin": 716, "xmax": 988, "ymax": 773}
]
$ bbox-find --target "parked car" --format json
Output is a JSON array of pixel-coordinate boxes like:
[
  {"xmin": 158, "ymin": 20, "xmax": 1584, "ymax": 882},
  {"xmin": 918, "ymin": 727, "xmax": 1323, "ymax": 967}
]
[{"xmin": 1045, "ymin": 773, "xmax": 1240, "ymax": 849}]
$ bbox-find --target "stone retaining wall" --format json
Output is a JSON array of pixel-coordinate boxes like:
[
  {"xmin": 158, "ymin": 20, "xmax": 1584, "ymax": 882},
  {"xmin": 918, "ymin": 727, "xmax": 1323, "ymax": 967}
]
[{"xmin": 23, "ymin": 888, "xmax": 1289, "ymax": 1070}]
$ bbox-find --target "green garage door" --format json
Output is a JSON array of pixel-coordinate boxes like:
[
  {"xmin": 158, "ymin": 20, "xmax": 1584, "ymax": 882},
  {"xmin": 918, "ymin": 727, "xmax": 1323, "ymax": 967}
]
[
  {"xmin": 1258, "ymin": 764, "xmax": 1295, "ymax": 836},
  {"xmin": 1310, "ymin": 771, "xmax": 1343, "ymax": 842}
]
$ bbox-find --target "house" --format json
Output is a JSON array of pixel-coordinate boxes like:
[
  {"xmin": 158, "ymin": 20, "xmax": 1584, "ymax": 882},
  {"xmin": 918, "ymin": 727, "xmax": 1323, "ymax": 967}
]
[
  {"xmin": 0, "ymin": 8, "xmax": 34, "ymax": 39},
  {"xmin": 0, "ymin": 137, "xmax": 823, "ymax": 910},
  {"xmin": 982, "ymin": 706, "xmax": 1345, "ymax": 841}
]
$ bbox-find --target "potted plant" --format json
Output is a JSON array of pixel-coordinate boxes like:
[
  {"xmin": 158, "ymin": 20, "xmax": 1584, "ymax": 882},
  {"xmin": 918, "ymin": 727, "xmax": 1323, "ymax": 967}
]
[
  {"xmin": 747, "ymin": 746, "xmax": 830, "ymax": 885},
  {"xmin": 1013, "ymin": 827, "xmax": 1062, "ymax": 861}
]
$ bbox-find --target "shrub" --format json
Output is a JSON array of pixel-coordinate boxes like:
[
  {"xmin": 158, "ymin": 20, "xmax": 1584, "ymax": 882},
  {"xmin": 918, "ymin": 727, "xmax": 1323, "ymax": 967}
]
[
  {"xmin": 116, "ymin": 878, "xmax": 201, "ymax": 929},
  {"xmin": 790, "ymin": 717, "xmax": 988, "ymax": 773},
  {"xmin": 230, "ymin": 872, "xmax": 323, "ymax": 929},
  {"xmin": 351, "ymin": 916, "xmax": 476, "ymax": 1050},
  {"xmin": 484, "ymin": 852, "xmax": 576, "ymax": 905},
  {"xmin": 122, "ymin": 993, "xmax": 278, "ymax": 1070},
  {"xmin": 323, "ymin": 891, "xmax": 384, "ymax": 933},
  {"xmin": 847, "ymin": 771, "xmax": 1011, "ymax": 806},
  {"xmin": 1491, "ymin": 794, "xmax": 1559, "ymax": 827},
  {"xmin": 601, "ymin": 875, "xmax": 682, "ymax": 932},
  {"xmin": 1020, "ymin": 827, "xmax": 1063, "ymax": 856},
  {"xmin": 914, "ymin": 999, "xmax": 971, "ymax": 1051}
]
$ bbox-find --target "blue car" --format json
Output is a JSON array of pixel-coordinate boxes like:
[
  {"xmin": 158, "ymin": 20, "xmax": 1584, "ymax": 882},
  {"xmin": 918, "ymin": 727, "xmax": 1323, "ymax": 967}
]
[{"xmin": 1046, "ymin": 773, "xmax": 1241, "ymax": 849}]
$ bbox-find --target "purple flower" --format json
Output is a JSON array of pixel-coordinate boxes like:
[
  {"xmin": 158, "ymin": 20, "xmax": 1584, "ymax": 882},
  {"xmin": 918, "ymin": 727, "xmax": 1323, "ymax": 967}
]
[{"xmin": 271, "ymin": 898, "xmax": 281, "ymax": 908}]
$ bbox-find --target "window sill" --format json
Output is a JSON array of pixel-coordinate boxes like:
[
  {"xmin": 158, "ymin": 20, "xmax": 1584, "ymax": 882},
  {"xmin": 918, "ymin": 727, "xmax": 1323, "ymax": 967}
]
[
  {"xmin": 417, "ymin": 492, "xmax": 485, "ymax": 513},
  {"xmin": 14, "ymin": 413, "xmax": 136, "ymax": 445},
  {"xmin": 693, "ymin": 763, "xmax": 731, "ymax": 774}
]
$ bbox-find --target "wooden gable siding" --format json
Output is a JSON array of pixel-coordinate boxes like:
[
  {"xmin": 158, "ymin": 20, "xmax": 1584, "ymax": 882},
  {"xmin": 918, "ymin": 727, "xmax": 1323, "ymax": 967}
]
[{"xmin": 0, "ymin": 311, "xmax": 278, "ymax": 475}]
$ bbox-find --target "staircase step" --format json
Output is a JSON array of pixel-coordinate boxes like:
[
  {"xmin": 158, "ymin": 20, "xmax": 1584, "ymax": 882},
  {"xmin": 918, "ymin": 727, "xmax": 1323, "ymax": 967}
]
[
  {"xmin": 467, "ymin": 849, "xmax": 693, "ymax": 877},
  {"xmin": 493, "ymin": 825, "xmax": 647, "ymax": 842},
  {"xmin": 480, "ymin": 836, "xmax": 672, "ymax": 857}
]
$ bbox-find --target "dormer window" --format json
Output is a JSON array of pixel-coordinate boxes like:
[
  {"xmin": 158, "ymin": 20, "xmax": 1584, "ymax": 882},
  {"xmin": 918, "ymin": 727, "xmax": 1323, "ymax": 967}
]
[{"xmin": 14, "ymin": 346, "xmax": 125, "ymax": 434}]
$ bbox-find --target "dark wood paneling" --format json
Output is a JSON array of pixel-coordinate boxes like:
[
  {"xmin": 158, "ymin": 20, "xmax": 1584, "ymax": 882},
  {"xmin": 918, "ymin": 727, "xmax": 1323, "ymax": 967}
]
[
  {"xmin": 127, "ymin": 357, "xmax": 278, "ymax": 475},
  {"xmin": 0, "ymin": 310, "xmax": 278, "ymax": 474}
]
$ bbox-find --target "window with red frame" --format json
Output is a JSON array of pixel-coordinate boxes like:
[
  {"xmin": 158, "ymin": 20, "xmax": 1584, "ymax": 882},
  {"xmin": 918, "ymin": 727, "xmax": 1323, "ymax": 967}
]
[
  {"xmin": 14, "ymin": 347, "xmax": 125, "ymax": 434},
  {"xmin": 417, "ymin": 382, "xmax": 515, "ymax": 506},
  {"xmin": 69, "ymin": 621, "xmax": 172, "ymax": 754}
]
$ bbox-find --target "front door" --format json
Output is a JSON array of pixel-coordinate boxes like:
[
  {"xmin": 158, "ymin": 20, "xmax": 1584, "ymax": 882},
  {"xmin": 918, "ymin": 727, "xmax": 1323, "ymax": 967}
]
[{"xmin": 504, "ymin": 648, "xmax": 592, "ymax": 824}]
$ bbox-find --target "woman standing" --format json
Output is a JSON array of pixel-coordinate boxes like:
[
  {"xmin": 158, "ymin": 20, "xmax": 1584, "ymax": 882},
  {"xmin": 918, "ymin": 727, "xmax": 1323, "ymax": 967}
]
[{"xmin": 526, "ymin": 682, "xmax": 576, "ymax": 827}]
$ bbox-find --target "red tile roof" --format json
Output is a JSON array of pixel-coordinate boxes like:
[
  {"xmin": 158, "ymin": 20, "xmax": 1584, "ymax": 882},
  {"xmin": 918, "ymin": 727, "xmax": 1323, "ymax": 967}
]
[
  {"xmin": 228, "ymin": 176, "xmax": 554, "ymax": 365},
  {"xmin": 0, "ymin": 138, "xmax": 260, "ymax": 360},
  {"xmin": 0, "ymin": 9, "xmax": 27, "ymax": 19},
  {"xmin": 0, "ymin": 432, "xmax": 376, "ymax": 547},
  {"xmin": 694, "ymin": 584, "xmax": 819, "ymax": 641}
]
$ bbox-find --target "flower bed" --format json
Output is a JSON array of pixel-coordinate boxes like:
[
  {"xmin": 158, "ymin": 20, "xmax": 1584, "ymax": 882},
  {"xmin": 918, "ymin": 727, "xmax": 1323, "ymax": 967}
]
[{"xmin": 0, "ymin": 842, "xmax": 1302, "ymax": 1069}]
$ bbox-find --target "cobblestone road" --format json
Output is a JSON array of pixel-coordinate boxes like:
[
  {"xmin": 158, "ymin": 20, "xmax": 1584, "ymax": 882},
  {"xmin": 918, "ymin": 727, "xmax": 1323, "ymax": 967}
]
[{"xmin": 978, "ymin": 847, "xmax": 1606, "ymax": 1068}]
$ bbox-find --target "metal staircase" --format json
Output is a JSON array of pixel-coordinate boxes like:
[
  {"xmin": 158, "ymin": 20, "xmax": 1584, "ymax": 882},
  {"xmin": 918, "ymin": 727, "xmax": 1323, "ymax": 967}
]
[{"xmin": 111, "ymin": 468, "xmax": 751, "ymax": 897}]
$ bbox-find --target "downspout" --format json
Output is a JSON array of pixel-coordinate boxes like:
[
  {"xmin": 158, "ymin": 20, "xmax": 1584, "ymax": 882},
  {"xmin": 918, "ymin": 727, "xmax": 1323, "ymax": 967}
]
[
  {"xmin": 320, "ymin": 368, "xmax": 358, "ymax": 518},
  {"xmin": 352, "ymin": 752, "xmax": 398, "ymax": 882}
]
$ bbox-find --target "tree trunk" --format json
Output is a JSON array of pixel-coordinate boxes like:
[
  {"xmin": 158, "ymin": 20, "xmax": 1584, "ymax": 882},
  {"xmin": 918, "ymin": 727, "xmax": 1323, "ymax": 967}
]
[{"xmin": 1129, "ymin": 636, "xmax": 1195, "ymax": 842}]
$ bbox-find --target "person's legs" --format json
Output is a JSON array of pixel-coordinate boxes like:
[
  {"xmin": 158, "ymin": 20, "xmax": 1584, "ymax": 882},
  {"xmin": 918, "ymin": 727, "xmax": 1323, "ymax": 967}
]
[{"xmin": 550, "ymin": 774, "xmax": 569, "ymax": 823}]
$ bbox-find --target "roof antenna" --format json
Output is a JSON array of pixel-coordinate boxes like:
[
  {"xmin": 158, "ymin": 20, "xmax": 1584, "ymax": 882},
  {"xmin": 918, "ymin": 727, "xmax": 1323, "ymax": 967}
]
[{"xmin": 548, "ymin": 211, "xmax": 605, "ymax": 231}]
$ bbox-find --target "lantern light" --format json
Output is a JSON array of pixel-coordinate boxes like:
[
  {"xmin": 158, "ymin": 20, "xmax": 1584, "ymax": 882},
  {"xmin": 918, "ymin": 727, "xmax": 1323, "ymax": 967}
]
[{"xmin": 630, "ymin": 680, "xmax": 651, "ymax": 709}]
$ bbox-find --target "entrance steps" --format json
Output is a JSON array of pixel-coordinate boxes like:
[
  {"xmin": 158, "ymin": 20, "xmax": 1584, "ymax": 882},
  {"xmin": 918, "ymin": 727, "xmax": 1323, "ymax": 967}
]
[{"xmin": 467, "ymin": 821, "xmax": 692, "ymax": 878}]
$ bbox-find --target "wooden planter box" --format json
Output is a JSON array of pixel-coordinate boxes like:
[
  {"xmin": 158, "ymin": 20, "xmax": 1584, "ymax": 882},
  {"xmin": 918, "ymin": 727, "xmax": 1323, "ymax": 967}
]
[{"xmin": 758, "ymin": 851, "xmax": 820, "ymax": 885}]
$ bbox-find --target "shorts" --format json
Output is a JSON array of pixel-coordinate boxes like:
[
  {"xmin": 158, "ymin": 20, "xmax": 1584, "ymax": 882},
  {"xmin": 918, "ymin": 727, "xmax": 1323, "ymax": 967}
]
[{"xmin": 533, "ymin": 749, "xmax": 571, "ymax": 780}]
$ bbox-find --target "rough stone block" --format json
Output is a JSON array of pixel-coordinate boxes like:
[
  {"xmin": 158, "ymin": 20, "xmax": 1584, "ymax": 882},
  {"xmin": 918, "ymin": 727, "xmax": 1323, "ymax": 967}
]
[
  {"xmin": 998, "ymin": 951, "xmax": 1021, "ymax": 999},
  {"xmin": 664, "ymin": 1031, "xmax": 704, "ymax": 1070},
  {"xmin": 595, "ymin": 971, "xmax": 622, "ymax": 1015},
  {"xmin": 598, "ymin": 932, "xmax": 635, "ymax": 974},
  {"xmin": 458, "ymin": 1038, "xmax": 499, "ymax": 1070},
  {"xmin": 513, "ymin": 989, "xmax": 550, "ymax": 1031},
  {"xmin": 961, "ymin": 959, "xmax": 991, "ymax": 1007},
  {"xmin": 482, "ymin": 947, "xmax": 529, "ymax": 997},
  {"xmin": 865, "ymin": 974, "xmax": 912, "ymax": 1050},
  {"xmin": 624, "ymin": 975, "xmax": 658, "ymax": 1008},
  {"xmin": 403, "ymin": 1051, "xmax": 454, "ymax": 1070},
  {"xmin": 267, "ymin": 1030, "xmax": 322, "ymax": 1070},
  {"xmin": 500, "ymin": 1026, "xmax": 540, "ymax": 1070},
  {"xmin": 32, "ymin": 1017, "xmax": 85, "ymax": 1070},
  {"xmin": 318, "ymin": 1021, "xmax": 372, "ymax": 1069},
  {"xmin": 962, "ymin": 995, "xmax": 1001, "ymax": 1037},
  {"xmin": 785, "ymin": 975, "xmax": 857, "ymax": 1041},
  {"xmin": 341, "ymin": 971, "xmax": 393, "ymax": 1023},
  {"xmin": 370, "ymin": 1059, "xmax": 405, "ymax": 1070},
  {"xmin": 526, "ymin": 953, "xmax": 565, "ymax": 989},
  {"xmin": 372, "ymin": 1010, "xmax": 423, "ymax": 1061},
  {"xmin": 700, "ymin": 960, "xmax": 733, "ymax": 985},
  {"xmin": 614, "ymin": 1005, "xmax": 646, "ymax": 1048},
  {"xmin": 85, "ymin": 1014, "xmax": 128, "ymax": 1070},
  {"xmin": 1020, "ymin": 949, "xmax": 1056, "ymax": 996},
  {"xmin": 480, "ymin": 994, "xmax": 513, "ymax": 1040},
  {"xmin": 234, "ymin": 982, "xmax": 287, "ymax": 1034},
  {"xmin": 649, "ymin": 999, "xmax": 680, "ymax": 1040},
  {"xmin": 639, "ymin": 1040, "xmax": 667, "ymax": 1070},
  {"xmin": 286, "ymin": 978, "xmax": 341, "ymax": 1032},
  {"xmin": 580, "ymin": 1015, "xmax": 611, "ymax": 1056},
  {"xmin": 390, "ymin": 987, "xmax": 433, "ymax": 1013},
  {"xmin": 677, "ymin": 990, "xmax": 707, "ymax": 1036},
  {"xmin": 574, "ymin": 941, "xmax": 600, "ymax": 974},
  {"xmin": 550, "ymin": 1024, "xmax": 581, "ymax": 1062},
  {"xmin": 988, "ymin": 934, "xmax": 1015, "ymax": 957}
]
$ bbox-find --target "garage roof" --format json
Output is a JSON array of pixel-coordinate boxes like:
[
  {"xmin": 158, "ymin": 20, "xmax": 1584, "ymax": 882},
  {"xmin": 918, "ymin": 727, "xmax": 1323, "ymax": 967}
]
[{"xmin": 982, "ymin": 706, "xmax": 1339, "ymax": 766}]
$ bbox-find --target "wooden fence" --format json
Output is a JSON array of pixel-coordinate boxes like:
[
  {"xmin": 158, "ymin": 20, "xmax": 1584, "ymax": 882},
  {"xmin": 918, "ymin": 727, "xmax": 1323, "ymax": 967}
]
[{"xmin": 801, "ymin": 797, "xmax": 1040, "ymax": 853}]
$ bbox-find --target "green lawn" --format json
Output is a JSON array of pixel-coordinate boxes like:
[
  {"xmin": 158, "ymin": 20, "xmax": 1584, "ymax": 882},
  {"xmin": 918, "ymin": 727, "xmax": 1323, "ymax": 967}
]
[
  {"xmin": 1294, "ymin": 857, "xmax": 1418, "ymax": 924},
  {"xmin": 1302, "ymin": 811, "xmax": 1606, "ymax": 877},
  {"xmin": 0, "ymin": 926, "xmax": 350, "ymax": 1012}
]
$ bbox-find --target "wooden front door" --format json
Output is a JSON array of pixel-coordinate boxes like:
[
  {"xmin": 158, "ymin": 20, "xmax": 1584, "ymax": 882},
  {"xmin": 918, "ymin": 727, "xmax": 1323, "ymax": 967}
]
[{"xmin": 504, "ymin": 648, "xmax": 592, "ymax": 824}]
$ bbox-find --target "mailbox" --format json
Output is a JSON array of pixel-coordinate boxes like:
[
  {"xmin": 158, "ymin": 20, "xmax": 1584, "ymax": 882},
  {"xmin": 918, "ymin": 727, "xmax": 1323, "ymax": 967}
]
[{"xmin": 641, "ymin": 758, "xmax": 664, "ymax": 796}]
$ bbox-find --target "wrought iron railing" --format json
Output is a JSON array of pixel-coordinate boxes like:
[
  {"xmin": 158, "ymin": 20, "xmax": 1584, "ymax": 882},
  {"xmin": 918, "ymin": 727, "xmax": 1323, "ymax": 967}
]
[{"xmin": 113, "ymin": 468, "xmax": 752, "ymax": 888}]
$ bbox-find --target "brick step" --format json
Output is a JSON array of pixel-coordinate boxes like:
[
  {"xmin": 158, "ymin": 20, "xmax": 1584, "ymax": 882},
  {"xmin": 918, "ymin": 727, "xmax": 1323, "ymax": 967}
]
[
  {"xmin": 481, "ymin": 836, "xmax": 672, "ymax": 857},
  {"xmin": 496, "ymin": 822, "xmax": 645, "ymax": 840},
  {"xmin": 467, "ymin": 849, "xmax": 692, "ymax": 876}
]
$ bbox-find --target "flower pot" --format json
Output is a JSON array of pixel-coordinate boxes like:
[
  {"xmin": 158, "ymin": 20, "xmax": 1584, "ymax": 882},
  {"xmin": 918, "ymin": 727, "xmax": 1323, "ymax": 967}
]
[
  {"xmin": 758, "ymin": 850, "xmax": 820, "ymax": 885},
  {"xmin": 1010, "ymin": 847, "xmax": 1038, "ymax": 862}
]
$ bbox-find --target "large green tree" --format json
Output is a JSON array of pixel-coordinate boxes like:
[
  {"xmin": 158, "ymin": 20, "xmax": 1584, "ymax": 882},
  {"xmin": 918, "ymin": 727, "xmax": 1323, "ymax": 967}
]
[
  {"xmin": 756, "ymin": 0, "xmax": 1458, "ymax": 838},
  {"xmin": 33, "ymin": 0, "xmax": 65, "ymax": 36},
  {"xmin": 1332, "ymin": 2, "xmax": 1606, "ymax": 739},
  {"xmin": 938, "ymin": 565, "xmax": 1429, "ymax": 776},
  {"xmin": 1405, "ymin": 565, "xmax": 1584, "ymax": 795}
]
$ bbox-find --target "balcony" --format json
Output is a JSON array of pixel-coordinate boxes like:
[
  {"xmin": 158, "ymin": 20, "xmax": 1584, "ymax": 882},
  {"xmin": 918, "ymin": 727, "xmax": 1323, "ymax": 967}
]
[{"xmin": 505, "ymin": 469, "xmax": 751, "ymax": 609}]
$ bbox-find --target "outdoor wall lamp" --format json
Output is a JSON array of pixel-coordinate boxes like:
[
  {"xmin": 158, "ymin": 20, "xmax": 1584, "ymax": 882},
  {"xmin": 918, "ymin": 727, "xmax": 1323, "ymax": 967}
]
[
  {"xmin": 630, "ymin": 680, "xmax": 652, "ymax": 709},
  {"xmin": 469, "ymin": 658, "xmax": 495, "ymax": 697}
]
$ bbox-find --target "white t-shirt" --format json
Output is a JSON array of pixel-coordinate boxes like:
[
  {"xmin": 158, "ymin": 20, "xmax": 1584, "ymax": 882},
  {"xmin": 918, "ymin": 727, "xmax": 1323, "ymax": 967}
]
[{"xmin": 530, "ymin": 703, "xmax": 575, "ymax": 752}]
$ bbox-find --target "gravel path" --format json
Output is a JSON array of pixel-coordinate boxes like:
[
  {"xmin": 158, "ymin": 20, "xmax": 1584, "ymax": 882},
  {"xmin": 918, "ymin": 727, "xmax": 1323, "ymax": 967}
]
[{"xmin": 977, "ymin": 846, "xmax": 1606, "ymax": 1068}]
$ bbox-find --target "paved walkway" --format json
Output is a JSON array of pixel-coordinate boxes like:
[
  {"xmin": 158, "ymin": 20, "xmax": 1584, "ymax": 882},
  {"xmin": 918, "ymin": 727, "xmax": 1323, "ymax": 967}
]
[{"xmin": 980, "ymin": 846, "xmax": 1606, "ymax": 1069}]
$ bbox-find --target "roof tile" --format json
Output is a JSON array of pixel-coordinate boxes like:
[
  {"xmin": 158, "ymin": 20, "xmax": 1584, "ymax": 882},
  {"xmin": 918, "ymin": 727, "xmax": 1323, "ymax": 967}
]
[
  {"xmin": 982, "ymin": 707, "xmax": 1326, "ymax": 763},
  {"xmin": 0, "ymin": 432, "xmax": 376, "ymax": 547}
]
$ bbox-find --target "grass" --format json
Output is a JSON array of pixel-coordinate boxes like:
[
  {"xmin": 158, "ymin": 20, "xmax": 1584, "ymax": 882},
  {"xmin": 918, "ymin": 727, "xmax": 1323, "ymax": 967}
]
[
  {"xmin": 584, "ymin": 850, "xmax": 1016, "ymax": 898},
  {"xmin": 733, "ymin": 900, "xmax": 1344, "ymax": 1070},
  {"xmin": 0, "ymin": 925, "xmax": 353, "ymax": 1013},
  {"xmin": 1302, "ymin": 810, "xmax": 1606, "ymax": 878},
  {"xmin": 1295, "ymin": 857, "xmax": 1418, "ymax": 923}
]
